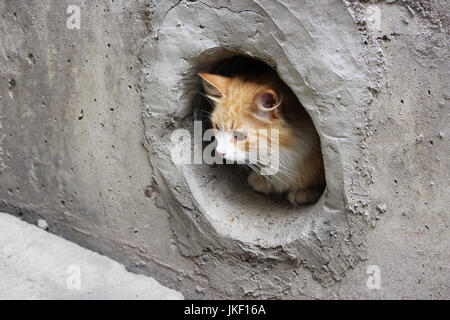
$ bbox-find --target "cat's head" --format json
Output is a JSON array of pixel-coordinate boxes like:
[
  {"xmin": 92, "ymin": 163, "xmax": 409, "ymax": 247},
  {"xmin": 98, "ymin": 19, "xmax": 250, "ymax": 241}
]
[{"xmin": 199, "ymin": 72, "xmax": 291, "ymax": 163}]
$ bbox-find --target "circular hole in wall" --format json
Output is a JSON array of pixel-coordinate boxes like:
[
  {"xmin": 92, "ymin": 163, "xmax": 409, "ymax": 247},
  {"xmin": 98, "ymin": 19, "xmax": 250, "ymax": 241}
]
[{"xmin": 180, "ymin": 50, "xmax": 326, "ymax": 246}]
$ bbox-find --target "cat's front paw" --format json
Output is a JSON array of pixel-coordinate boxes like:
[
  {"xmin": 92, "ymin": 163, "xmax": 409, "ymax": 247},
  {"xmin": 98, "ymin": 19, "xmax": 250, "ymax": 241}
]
[
  {"xmin": 288, "ymin": 189, "xmax": 321, "ymax": 205},
  {"xmin": 248, "ymin": 172, "xmax": 270, "ymax": 195}
]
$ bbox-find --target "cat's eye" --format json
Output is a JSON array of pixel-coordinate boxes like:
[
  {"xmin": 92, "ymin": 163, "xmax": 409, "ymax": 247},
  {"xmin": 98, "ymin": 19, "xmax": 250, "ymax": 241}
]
[
  {"xmin": 213, "ymin": 123, "xmax": 219, "ymax": 130},
  {"xmin": 233, "ymin": 130, "xmax": 247, "ymax": 142}
]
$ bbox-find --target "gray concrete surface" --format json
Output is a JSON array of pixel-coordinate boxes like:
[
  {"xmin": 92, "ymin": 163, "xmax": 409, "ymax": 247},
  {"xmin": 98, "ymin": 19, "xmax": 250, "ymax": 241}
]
[
  {"xmin": 0, "ymin": 212, "xmax": 183, "ymax": 300},
  {"xmin": 0, "ymin": 0, "xmax": 448, "ymax": 299}
]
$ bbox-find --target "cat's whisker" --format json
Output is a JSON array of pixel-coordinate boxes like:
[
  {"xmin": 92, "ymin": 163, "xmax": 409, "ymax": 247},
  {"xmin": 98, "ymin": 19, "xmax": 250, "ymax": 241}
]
[
  {"xmin": 255, "ymin": 156, "xmax": 299, "ymax": 177},
  {"xmin": 253, "ymin": 162, "xmax": 298, "ymax": 185},
  {"xmin": 249, "ymin": 161, "xmax": 293, "ymax": 187},
  {"xmin": 196, "ymin": 92, "xmax": 217, "ymax": 109},
  {"xmin": 245, "ymin": 161, "xmax": 271, "ymax": 193},
  {"xmin": 199, "ymin": 110, "xmax": 213, "ymax": 118},
  {"xmin": 265, "ymin": 163, "xmax": 299, "ymax": 178}
]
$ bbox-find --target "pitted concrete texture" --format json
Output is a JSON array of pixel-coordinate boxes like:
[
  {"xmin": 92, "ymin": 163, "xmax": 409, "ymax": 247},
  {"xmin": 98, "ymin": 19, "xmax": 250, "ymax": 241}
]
[
  {"xmin": 0, "ymin": 213, "xmax": 183, "ymax": 300},
  {"xmin": 0, "ymin": 0, "xmax": 449, "ymax": 299}
]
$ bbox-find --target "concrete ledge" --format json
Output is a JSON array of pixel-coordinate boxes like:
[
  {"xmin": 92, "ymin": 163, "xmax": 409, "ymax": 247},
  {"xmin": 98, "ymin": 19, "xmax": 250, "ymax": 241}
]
[{"xmin": 0, "ymin": 213, "xmax": 183, "ymax": 300}]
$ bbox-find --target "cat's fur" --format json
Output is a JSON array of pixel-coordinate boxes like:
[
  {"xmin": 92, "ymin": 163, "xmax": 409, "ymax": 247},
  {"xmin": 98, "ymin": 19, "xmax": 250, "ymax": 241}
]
[{"xmin": 199, "ymin": 70, "xmax": 325, "ymax": 205}]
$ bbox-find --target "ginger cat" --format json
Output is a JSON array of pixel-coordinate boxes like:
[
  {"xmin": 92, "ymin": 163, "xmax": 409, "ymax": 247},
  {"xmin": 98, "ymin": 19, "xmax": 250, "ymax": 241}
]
[{"xmin": 199, "ymin": 70, "xmax": 325, "ymax": 205}]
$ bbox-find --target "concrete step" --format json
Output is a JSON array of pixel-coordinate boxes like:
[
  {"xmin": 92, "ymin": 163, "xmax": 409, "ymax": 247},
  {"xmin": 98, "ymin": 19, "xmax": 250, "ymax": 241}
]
[{"xmin": 0, "ymin": 212, "xmax": 183, "ymax": 300}]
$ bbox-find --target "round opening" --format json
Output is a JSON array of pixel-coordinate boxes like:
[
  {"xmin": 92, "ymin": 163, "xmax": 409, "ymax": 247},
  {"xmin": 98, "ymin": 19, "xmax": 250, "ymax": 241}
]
[{"xmin": 180, "ymin": 50, "xmax": 326, "ymax": 246}]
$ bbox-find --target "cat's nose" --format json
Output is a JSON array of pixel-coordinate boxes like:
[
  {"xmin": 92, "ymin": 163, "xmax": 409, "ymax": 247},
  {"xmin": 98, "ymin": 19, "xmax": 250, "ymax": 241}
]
[{"xmin": 216, "ymin": 151, "xmax": 225, "ymax": 157}]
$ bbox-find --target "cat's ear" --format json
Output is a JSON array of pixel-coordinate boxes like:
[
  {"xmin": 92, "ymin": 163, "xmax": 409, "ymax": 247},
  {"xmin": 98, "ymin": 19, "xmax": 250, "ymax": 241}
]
[
  {"xmin": 253, "ymin": 89, "xmax": 282, "ymax": 122},
  {"xmin": 198, "ymin": 73, "xmax": 230, "ymax": 100}
]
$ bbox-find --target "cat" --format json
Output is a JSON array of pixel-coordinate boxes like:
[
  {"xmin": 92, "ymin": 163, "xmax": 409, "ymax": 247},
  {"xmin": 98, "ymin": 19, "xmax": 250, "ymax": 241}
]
[{"xmin": 199, "ymin": 70, "xmax": 325, "ymax": 205}]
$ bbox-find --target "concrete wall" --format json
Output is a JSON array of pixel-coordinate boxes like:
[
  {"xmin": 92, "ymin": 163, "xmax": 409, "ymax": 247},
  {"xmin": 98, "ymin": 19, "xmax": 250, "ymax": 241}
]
[{"xmin": 0, "ymin": 0, "xmax": 448, "ymax": 299}]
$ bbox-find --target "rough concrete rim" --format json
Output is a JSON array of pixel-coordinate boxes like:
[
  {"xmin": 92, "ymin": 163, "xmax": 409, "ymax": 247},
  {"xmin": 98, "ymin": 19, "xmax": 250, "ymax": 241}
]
[{"xmin": 140, "ymin": 0, "xmax": 380, "ymax": 286}]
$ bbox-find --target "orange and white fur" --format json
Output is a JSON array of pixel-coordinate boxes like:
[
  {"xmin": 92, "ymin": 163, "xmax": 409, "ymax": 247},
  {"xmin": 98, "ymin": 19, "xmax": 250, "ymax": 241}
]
[{"xmin": 199, "ymin": 72, "xmax": 325, "ymax": 205}]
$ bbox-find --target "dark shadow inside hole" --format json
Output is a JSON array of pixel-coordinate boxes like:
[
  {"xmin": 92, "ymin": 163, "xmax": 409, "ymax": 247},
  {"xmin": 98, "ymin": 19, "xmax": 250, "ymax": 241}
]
[{"xmin": 190, "ymin": 54, "xmax": 325, "ymax": 208}]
